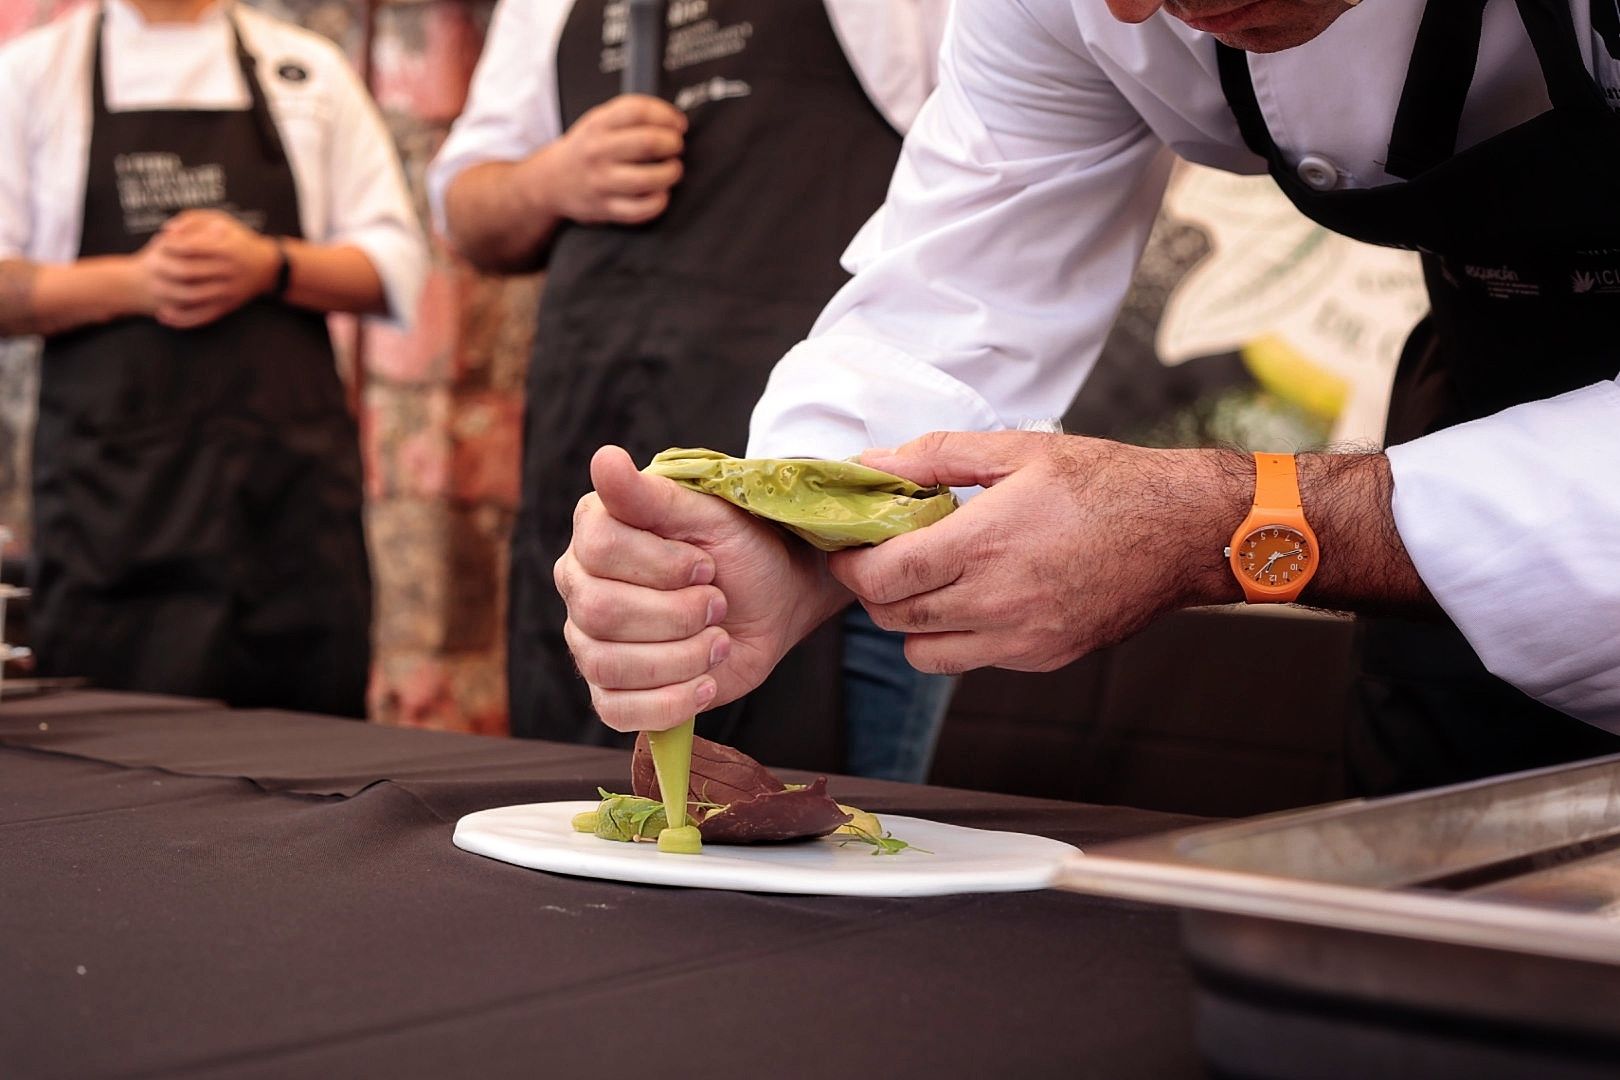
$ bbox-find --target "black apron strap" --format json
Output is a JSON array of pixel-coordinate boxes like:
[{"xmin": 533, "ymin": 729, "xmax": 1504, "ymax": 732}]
[
  {"xmin": 1384, "ymin": 0, "xmax": 1491, "ymax": 180},
  {"xmin": 1386, "ymin": 0, "xmax": 1609, "ymax": 179},
  {"xmin": 1597, "ymin": 0, "xmax": 1620, "ymax": 60},
  {"xmin": 228, "ymin": 13, "xmax": 290, "ymax": 170},
  {"xmin": 1515, "ymin": 0, "xmax": 1612, "ymax": 112},
  {"xmin": 89, "ymin": 10, "xmax": 109, "ymax": 120},
  {"xmin": 1214, "ymin": 42, "xmax": 1272, "ymax": 161}
]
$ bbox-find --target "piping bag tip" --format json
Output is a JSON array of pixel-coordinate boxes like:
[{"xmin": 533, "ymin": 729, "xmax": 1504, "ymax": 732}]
[{"xmin": 647, "ymin": 718, "xmax": 701, "ymax": 854}]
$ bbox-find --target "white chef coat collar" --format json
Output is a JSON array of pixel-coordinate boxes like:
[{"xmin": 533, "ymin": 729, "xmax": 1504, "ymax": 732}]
[{"xmin": 104, "ymin": 0, "xmax": 232, "ymax": 32}]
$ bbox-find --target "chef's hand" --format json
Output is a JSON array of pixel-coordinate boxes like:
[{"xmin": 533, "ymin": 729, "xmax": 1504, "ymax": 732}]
[
  {"xmin": 146, "ymin": 209, "xmax": 280, "ymax": 329},
  {"xmin": 829, "ymin": 431, "xmax": 1243, "ymax": 675},
  {"xmin": 555, "ymin": 446, "xmax": 849, "ymax": 732},
  {"xmin": 541, "ymin": 95, "xmax": 686, "ymax": 226}
]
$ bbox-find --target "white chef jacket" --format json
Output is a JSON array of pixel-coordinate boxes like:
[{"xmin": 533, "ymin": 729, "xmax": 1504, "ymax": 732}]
[
  {"xmin": 746, "ymin": 0, "xmax": 1620, "ymax": 730},
  {"xmin": 426, "ymin": 0, "xmax": 951, "ymax": 233},
  {"xmin": 0, "ymin": 0, "xmax": 425, "ymax": 327}
]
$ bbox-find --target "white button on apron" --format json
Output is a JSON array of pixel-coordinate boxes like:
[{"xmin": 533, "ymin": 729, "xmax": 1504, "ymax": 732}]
[{"xmin": 1296, "ymin": 153, "xmax": 1340, "ymax": 191}]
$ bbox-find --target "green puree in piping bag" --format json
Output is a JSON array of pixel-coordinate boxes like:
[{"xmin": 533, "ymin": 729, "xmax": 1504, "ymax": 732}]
[
  {"xmin": 632, "ymin": 448, "xmax": 958, "ymax": 854},
  {"xmin": 644, "ymin": 447, "xmax": 958, "ymax": 552}
]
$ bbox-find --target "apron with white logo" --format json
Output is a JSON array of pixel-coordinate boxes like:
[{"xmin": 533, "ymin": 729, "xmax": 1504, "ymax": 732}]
[{"xmin": 30, "ymin": 13, "xmax": 370, "ymax": 715}]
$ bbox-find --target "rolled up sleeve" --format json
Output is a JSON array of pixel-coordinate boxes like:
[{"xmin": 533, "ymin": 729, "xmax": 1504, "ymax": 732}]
[
  {"xmin": 0, "ymin": 49, "xmax": 32, "ymax": 262},
  {"xmin": 1387, "ymin": 379, "xmax": 1620, "ymax": 731},
  {"xmin": 321, "ymin": 60, "xmax": 427, "ymax": 329},
  {"xmin": 748, "ymin": 0, "xmax": 1173, "ymax": 460},
  {"xmin": 425, "ymin": 0, "xmax": 567, "ymax": 236}
]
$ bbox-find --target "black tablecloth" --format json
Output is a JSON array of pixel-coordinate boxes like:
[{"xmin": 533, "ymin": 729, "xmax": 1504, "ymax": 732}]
[{"xmin": 0, "ymin": 692, "xmax": 1210, "ymax": 1079}]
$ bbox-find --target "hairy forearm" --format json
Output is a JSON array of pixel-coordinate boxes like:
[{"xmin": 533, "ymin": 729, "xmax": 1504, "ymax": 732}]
[
  {"xmin": 281, "ymin": 241, "xmax": 388, "ymax": 316},
  {"xmin": 443, "ymin": 153, "xmax": 567, "ymax": 273},
  {"xmin": 1176, "ymin": 448, "xmax": 1436, "ymax": 616},
  {"xmin": 1295, "ymin": 452, "xmax": 1435, "ymax": 615},
  {"xmin": 0, "ymin": 256, "xmax": 143, "ymax": 337}
]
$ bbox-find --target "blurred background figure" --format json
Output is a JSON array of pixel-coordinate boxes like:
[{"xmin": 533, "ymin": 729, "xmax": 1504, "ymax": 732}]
[
  {"xmin": 429, "ymin": 0, "xmax": 953, "ymax": 778},
  {"xmin": 0, "ymin": 0, "xmax": 425, "ymax": 715}
]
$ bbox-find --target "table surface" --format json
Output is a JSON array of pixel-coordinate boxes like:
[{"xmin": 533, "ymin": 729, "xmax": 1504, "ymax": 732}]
[{"xmin": 1, "ymin": 691, "xmax": 1210, "ymax": 1080}]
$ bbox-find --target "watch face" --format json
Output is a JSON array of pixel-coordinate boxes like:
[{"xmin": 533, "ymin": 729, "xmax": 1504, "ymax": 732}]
[{"xmin": 1235, "ymin": 525, "xmax": 1313, "ymax": 591}]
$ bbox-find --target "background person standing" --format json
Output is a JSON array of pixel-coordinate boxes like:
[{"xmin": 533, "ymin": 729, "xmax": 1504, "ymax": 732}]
[{"xmin": 0, "ymin": 0, "xmax": 426, "ymax": 715}]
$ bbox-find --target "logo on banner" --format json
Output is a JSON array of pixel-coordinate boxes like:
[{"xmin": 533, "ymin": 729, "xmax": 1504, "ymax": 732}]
[{"xmin": 1572, "ymin": 267, "xmax": 1620, "ymax": 295}]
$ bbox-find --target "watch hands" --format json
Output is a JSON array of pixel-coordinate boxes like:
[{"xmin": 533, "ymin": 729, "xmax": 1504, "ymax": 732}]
[{"xmin": 1254, "ymin": 547, "xmax": 1304, "ymax": 581}]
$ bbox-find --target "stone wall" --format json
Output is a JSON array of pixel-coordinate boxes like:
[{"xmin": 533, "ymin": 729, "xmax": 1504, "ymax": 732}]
[{"xmin": 0, "ymin": 0, "xmax": 526, "ymax": 735}]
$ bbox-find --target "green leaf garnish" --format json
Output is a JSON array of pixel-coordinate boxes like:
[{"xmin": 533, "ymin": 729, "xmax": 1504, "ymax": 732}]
[{"xmin": 836, "ymin": 824, "xmax": 928, "ymax": 856}]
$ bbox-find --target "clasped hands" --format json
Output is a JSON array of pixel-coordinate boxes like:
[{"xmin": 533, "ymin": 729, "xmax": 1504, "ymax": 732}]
[
  {"xmin": 128, "ymin": 208, "xmax": 283, "ymax": 329},
  {"xmin": 556, "ymin": 431, "xmax": 1243, "ymax": 732}
]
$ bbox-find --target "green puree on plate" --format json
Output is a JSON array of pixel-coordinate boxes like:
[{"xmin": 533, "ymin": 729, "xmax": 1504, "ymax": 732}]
[{"xmin": 626, "ymin": 448, "xmax": 959, "ymax": 854}]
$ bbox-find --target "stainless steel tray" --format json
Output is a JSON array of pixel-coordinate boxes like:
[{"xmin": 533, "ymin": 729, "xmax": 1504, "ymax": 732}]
[{"xmin": 1057, "ymin": 755, "xmax": 1620, "ymax": 1075}]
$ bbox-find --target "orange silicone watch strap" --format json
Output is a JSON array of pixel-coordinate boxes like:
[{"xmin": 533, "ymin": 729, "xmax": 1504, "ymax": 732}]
[{"xmin": 1252, "ymin": 452, "xmax": 1302, "ymax": 514}]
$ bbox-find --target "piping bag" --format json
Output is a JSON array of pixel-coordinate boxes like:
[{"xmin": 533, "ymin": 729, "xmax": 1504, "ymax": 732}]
[{"xmin": 639, "ymin": 449, "xmax": 957, "ymax": 854}]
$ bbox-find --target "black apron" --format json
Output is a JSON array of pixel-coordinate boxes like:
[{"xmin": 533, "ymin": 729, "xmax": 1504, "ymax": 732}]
[
  {"xmin": 1218, "ymin": 0, "xmax": 1620, "ymax": 793},
  {"xmin": 29, "ymin": 12, "xmax": 371, "ymax": 717},
  {"xmin": 507, "ymin": 0, "xmax": 902, "ymax": 765}
]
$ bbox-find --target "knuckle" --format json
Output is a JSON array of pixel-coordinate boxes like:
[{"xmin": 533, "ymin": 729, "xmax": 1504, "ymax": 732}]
[
  {"xmin": 864, "ymin": 602, "xmax": 902, "ymax": 633},
  {"xmin": 569, "ymin": 589, "xmax": 617, "ymax": 634},
  {"xmin": 830, "ymin": 551, "xmax": 878, "ymax": 600},
  {"xmin": 628, "ymin": 197, "xmax": 667, "ymax": 224},
  {"xmin": 587, "ymin": 688, "xmax": 635, "ymax": 733},
  {"xmin": 913, "ymin": 430, "xmax": 954, "ymax": 457},
  {"xmin": 895, "ymin": 548, "xmax": 933, "ymax": 596},
  {"xmin": 574, "ymin": 647, "xmax": 614, "ymax": 688},
  {"xmin": 883, "ymin": 594, "xmax": 936, "ymax": 631},
  {"xmin": 572, "ymin": 517, "xmax": 617, "ymax": 572}
]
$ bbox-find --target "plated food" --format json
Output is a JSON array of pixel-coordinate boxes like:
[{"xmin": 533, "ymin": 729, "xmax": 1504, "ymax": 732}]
[{"xmin": 571, "ymin": 733, "xmax": 918, "ymax": 855}]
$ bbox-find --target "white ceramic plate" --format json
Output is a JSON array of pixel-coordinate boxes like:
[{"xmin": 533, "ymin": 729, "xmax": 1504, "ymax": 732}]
[{"xmin": 454, "ymin": 801, "xmax": 1081, "ymax": 897}]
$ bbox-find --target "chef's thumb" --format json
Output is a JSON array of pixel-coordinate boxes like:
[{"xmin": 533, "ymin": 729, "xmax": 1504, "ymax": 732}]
[
  {"xmin": 860, "ymin": 430, "xmax": 1032, "ymax": 490},
  {"xmin": 589, "ymin": 444, "xmax": 735, "ymax": 542}
]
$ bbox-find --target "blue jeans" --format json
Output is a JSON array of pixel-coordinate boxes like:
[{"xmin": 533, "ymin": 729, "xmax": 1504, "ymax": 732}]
[{"xmin": 840, "ymin": 605, "xmax": 956, "ymax": 783}]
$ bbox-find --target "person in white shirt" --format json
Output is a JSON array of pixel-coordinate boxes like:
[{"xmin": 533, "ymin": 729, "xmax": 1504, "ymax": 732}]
[
  {"xmin": 0, "ymin": 0, "xmax": 426, "ymax": 716},
  {"xmin": 556, "ymin": 0, "xmax": 1620, "ymax": 794},
  {"xmin": 427, "ymin": 0, "xmax": 954, "ymax": 780}
]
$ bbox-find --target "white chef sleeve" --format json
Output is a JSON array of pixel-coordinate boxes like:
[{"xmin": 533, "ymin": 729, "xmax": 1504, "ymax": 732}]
[
  {"xmin": 425, "ymin": 0, "xmax": 569, "ymax": 236},
  {"xmin": 0, "ymin": 46, "xmax": 32, "ymax": 261},
  {"xmin": 320, "ymin": 56, "xmax": 427, "ymax": 329},
  {"xmin": 748, "ymin": 0, "xmax": 1174, "ymax": 460},
  {"xmin": 1386, "ymin": 379, "xmax": 1620, "ymax": 731}
]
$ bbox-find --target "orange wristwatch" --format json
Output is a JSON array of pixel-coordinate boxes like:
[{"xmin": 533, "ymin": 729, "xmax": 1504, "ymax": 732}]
[{"xmin": 1225, "ymin": 453, "xmax": 1318, "ymax": 604}]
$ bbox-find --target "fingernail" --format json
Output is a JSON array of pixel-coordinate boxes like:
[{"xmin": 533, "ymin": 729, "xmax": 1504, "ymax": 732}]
[
  {"xmin": 689, "ymin": 559, "xmax": 714, "ymax": 586},
  {"xmin": 695, "ymin": 678, "xmax": 717, "ymax": 708},
  {"xmin": 708, "ymin": 635, "xmax": 730, "ymax": 668},
  {"xmin": 705, "ymin": 596, "xmax": 726, "ymax": 626}
]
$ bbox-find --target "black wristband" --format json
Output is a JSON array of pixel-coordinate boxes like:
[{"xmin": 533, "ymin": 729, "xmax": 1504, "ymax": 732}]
[{"xmin": 269, "ymin": 238, "xmax": 292, "ymax": 298}]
